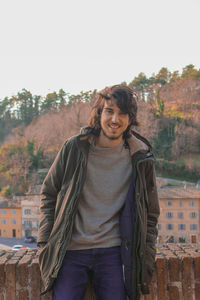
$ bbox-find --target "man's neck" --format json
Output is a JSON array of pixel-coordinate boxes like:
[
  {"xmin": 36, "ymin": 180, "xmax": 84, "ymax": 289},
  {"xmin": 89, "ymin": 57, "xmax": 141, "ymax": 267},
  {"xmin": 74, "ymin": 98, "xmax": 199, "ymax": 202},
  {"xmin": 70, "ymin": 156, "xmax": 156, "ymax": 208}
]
[{"xmin": 96, "ymin": 132, "xmax": 123, "ymax": 148}]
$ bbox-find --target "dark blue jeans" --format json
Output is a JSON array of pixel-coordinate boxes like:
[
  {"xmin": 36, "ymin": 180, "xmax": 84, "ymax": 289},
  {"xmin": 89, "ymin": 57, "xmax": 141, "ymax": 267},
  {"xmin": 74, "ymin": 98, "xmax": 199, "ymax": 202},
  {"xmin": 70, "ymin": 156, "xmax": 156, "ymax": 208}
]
[{"xmin": 53, "ymin": 246, "xmax": 126, "ymax": 300}]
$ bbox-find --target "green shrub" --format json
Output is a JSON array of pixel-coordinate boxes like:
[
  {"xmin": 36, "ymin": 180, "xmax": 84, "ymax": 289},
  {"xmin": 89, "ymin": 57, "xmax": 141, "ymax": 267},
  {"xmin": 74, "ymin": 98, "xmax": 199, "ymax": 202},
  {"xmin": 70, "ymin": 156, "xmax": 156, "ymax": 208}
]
[{"xmin": 155, "ymin": 159, "xmax": 200, "ymax": 181}]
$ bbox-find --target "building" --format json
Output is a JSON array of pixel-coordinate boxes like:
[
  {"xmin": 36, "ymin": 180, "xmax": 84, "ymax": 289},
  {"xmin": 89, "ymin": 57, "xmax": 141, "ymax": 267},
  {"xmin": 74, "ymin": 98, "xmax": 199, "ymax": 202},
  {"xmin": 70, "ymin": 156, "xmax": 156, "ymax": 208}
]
[
  {"xmin": 0, "ymin": 200, "xmax": 22, "ymax": 238},
  {"xmin": 21, "ymin": 185, "xmax": 41, "ymax": 238},
  {"xmin": 157, "ymin": 186, "xmax": 200, "ymax": 243}
]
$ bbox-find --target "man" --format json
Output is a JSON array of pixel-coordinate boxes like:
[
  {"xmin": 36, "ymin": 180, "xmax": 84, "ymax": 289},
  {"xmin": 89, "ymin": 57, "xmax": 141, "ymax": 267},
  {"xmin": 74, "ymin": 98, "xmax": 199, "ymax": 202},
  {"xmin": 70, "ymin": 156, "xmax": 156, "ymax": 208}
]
[{"xmin": 37, "ymin": 85, "xmax": 160, "ymax": 300}]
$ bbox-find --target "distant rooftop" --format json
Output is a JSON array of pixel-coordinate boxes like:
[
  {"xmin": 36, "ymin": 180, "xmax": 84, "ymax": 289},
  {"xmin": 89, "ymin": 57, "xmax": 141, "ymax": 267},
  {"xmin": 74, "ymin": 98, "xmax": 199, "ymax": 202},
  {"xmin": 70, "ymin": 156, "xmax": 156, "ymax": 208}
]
[
  {"xmin": 0, "ymin": 200, "xmax": 20, "ymax": 208},
  {"xmin": 158, "ymin": 187, "xmax": 200, "ymax": 199}
]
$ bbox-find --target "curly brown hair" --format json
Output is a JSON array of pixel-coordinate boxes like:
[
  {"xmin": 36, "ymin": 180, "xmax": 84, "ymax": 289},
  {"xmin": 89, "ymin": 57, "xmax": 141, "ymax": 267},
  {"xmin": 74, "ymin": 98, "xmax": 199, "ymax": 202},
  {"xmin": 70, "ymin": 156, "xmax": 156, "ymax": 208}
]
[{"xmin": 87, "ymin": 85, "xmax": 138, "ymax": 139}]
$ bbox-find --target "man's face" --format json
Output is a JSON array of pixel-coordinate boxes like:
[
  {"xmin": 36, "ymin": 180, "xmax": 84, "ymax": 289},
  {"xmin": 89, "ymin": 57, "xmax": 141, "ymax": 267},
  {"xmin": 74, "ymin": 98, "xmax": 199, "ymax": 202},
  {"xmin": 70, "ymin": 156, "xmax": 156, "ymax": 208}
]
[{"xmin": 99, "ymin": 99, "xmax": 130, "ymax": 146}]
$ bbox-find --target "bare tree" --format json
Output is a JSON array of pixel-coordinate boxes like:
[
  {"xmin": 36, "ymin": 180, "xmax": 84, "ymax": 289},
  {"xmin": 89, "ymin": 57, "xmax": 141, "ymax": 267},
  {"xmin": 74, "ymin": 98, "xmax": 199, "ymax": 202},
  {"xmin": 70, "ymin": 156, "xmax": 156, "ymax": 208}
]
[{"xmin": 24, "ymin": 102, "xmax": 91, "ymax": 151}]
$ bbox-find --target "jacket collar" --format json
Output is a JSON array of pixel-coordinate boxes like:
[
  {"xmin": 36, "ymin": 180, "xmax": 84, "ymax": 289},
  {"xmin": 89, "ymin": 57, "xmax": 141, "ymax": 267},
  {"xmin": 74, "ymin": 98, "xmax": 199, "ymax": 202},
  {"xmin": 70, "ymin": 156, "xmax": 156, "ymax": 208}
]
[{"xmin": 127, "ymin": 132, "xmax": 149, "ymax": 156}]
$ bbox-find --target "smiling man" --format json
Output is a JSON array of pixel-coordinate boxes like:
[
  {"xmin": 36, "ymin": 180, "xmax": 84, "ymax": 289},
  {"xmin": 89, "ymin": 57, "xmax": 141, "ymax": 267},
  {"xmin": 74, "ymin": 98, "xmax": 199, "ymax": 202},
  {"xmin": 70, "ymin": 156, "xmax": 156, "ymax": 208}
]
[{"xmin": 38, "ymin": 85, "xmax": 160, "ymax": 300}]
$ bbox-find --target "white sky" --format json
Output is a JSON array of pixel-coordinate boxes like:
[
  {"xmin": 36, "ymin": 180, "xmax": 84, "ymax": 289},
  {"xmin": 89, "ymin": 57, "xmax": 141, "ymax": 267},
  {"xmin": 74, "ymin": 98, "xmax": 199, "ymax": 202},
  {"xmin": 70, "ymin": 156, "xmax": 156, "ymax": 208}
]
[{"xmin": 0, "ymin": 0, "xmax": 200, "ymax": 99}]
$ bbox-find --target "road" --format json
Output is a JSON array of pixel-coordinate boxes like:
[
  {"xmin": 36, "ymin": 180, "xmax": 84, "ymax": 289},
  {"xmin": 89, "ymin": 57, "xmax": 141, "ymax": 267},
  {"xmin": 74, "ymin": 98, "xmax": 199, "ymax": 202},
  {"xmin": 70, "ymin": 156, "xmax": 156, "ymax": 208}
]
[{"xmin": 0, "ymin": 237, "xmax": 38, "ymax": 250}]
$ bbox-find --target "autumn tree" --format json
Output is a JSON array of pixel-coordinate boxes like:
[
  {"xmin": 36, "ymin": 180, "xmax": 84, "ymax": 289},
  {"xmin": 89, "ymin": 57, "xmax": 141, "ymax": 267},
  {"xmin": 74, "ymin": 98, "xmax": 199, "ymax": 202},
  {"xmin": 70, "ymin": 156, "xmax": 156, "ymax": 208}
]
[
  {"xmin": 58, "ymin": 89, "xmax": 67, "ymax": 108},
  {"xmin": 24, "ymin": 102, "xmax": 91, "ymax": 153},
  {"xmin": 0, "ymin": 97, "xmax": 13, "ymax": 142},
  {"xmin": 68, "ymin": 90, "xmax": 93, "ymax": 104},
  {"xmin": 181, "ymin": 64, "xmax": 200, "ymax": 79},
  {"xmin": 0, "ymin": 142, "xmax": 32, "ymax": 196},
  {"xmin": 169, "ymin": 70, "xmax": 180, "ymax": 83},
  {"xmin": 129, "ymin": 72, "xmax": 149, "ymax": 101},
  {"xmin": 155, "ymin": 67, "xmax": 171, "ymax": 85},
  {"xmin": 171, "ymin": 122, "xmax": 200, "ymax": 158},
  {"xmin": 11, "ymin": 89, "xmax": 36, "ymax": 125},
  {"xmin": 136, "ymin": 99, "xmax": 159, "ymax": 141},
  {"xmin": 40, "ymin": 91, "xmax": 59, "ymax": 114}
]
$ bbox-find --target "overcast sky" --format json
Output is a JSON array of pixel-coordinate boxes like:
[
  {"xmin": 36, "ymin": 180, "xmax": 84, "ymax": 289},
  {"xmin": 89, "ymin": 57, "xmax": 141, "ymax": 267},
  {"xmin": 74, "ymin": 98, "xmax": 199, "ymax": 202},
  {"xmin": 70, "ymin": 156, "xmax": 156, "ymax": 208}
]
[{"xmin": 0, "ymin": 0, "xmax": 199, "ymax": 99}]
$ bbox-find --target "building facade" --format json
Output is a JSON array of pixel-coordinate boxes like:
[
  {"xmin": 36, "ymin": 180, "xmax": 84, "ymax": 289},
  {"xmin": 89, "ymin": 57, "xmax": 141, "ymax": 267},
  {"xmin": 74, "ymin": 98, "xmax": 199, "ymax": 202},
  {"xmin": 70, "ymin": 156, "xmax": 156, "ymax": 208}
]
[
  {"xmin": 0, "ymin": 200, "xmax": 22, "ymax": 238},
  {"xmin": 157, "ymin": 187, "xmax": 200, "ymax": 243},
  {"xmin": 21, "ymin": 185, "xmax": 41, "ymax": 238}
]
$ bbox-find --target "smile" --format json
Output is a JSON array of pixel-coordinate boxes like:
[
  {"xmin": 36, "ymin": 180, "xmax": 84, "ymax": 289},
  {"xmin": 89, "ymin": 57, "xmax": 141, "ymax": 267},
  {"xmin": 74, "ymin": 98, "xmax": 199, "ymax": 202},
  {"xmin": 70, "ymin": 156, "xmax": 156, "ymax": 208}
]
[{"xmin": 109, "ymin": 124, "xmax": 120, "ymax": 129}]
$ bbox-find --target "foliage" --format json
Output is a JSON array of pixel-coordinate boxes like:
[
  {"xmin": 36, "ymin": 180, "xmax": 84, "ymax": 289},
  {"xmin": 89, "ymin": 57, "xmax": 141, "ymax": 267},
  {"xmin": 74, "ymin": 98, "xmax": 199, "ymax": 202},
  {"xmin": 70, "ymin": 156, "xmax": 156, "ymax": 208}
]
[
  {"xmin": 0, "ymin": 185, "xmax": 12, "ymax": 197},
  {"xmin": 154, "ymin": 67, "xmax": 170, "ymax": 85},
  {"xmin": 164, "ymin": 108, "xmax": 185, "ymax": 119},
  {"xmin": 68, "ymin": 90, "xmax": 93, "ymax": 104},
  {"xmin": 25, "ymin": 140, "xmax": 44, "ymax": 169},
  {"xmin": 0, "ymin": 140, "xmax": 44, "ymax": 196},
  {"xmin": 152, "ymin": 129, "xmax": 174, "ymax": 159},
  {"xmin": 155, "ymin": 89, "xmax": 165, "ymax": 116},
  {"xmin": 155, "ymin": 159, "xmax": 200, "ymax": 182},
  {"xmin": 181, "ymin": 64, "xmax": 200, "ymax": 79}
]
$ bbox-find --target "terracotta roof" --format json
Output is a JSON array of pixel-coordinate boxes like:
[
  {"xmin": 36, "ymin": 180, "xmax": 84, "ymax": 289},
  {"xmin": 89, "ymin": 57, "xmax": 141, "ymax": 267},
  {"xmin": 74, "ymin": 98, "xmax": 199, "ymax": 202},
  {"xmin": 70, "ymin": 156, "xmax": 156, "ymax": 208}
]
[
  {"xmin": 0, "ymin": 200, "xmax": 20, "ymax": 208},
  {"xmin": 158, "ymin": 187, "xmax": 200, "ymax": 199}
]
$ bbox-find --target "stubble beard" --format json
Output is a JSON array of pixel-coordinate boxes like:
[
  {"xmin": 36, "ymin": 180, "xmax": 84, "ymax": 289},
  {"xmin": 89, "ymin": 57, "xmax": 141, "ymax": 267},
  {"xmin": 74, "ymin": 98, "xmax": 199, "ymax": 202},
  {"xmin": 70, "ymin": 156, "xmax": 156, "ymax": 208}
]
[{"xmin": 101, "ymin": 128, "xmax": 123, "ymax": 140}]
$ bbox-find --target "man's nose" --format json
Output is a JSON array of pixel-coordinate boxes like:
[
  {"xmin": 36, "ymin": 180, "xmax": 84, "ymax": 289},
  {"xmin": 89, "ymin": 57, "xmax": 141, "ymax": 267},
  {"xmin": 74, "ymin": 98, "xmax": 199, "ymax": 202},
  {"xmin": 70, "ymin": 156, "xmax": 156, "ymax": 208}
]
[{"xmin": 111, "ymin": 113, "xmax": 119, "ymax": 122}]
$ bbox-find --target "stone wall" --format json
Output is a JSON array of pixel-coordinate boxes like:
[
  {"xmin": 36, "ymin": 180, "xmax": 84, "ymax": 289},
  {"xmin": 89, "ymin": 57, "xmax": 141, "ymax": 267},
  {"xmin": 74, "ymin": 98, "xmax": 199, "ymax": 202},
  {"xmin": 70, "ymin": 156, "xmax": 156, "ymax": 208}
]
[{"xmin": 0, "ymin": 243, "xmax": 200, "ymax": 300}]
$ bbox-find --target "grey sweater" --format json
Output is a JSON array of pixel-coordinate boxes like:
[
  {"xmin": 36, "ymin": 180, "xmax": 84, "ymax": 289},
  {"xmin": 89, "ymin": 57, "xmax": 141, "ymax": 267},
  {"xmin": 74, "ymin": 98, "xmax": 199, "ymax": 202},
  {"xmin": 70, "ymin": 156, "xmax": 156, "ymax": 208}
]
[{"xmin": 68, "ymin": 141, "xmax": 132, "ymax": 250}]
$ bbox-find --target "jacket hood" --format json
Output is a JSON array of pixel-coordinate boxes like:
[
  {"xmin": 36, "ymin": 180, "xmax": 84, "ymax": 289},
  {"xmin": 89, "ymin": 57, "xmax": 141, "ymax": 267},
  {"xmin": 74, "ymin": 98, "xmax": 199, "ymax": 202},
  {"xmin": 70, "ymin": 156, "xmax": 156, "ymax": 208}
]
[
  {"xmin": 79, "ymin": 127, "xmax": 152, "ymax": 157},
  {"xmin": 127, "ymin": 133, "xmax": 149, "ymax": 156}
]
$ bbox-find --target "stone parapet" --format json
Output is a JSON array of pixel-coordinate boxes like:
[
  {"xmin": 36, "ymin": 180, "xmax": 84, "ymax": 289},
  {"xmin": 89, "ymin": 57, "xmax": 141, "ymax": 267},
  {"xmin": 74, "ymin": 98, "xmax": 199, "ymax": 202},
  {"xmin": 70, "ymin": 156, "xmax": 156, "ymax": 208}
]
[{"xmin": 0, "ymin": 243, "xmax": 200, "ymax": 299}]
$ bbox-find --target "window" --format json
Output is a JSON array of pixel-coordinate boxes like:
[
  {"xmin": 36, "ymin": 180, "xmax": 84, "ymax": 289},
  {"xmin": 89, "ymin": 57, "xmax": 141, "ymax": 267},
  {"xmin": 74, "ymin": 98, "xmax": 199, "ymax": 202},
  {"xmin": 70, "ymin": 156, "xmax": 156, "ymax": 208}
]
[
  {"xmin": 178, "ymin": 212, "xmax": 184, "ymax": 219},
  {"xmin": 158, "ymin": 224, "xmax": 162, "ymax": 230},
  {"xmin": 11, "ymin": 219, "xmax": 16, "ymax": 225},
  {"xmin": 190, "ymin": 212, "xmax": 197, "ymax": 219},
  {"xmin": 190, "ymin": 224, "xmax": 197, "ymax": 230},
  {"xmin": 0, "ymin": 209, "xmax": 6, "ymax": 214},
  {"xmin": 11, "ymin": 209, "xmax": 16, "ymax": 214},
  {"xmin": 1, "ymin": 219, "xmax": 6, "ymax": 224},
  {"xmin": 166, "ymin": 224, "xmax": 173, "ymax": 230},
  {"xmin": 34, "ymin": 196, "xmax": 38, "ymax": 201},
  {"xmin": 24, "ymin": 209, "xmax": 31, "ymax": 215},
  {"xmin": 178, "ymin": 224, "xmax": 186, "ymax": 230},
  {"xmin": 179, "ymin": 201, "xmax": 183, "ymax": 207},
  {"xmin": 166, "ymin": 201, "xmax": 173, "ymax": 206},
  {"xmin": 166, "ymin": 212, "xmax": 173, "ymax": 218},
  {"xmin": 24, "ymin": 220, "xmax": 32, "ymax": 228},
  {"xmin": 190, "ymin": 201, "xmax": 195, "ymax": 207}
]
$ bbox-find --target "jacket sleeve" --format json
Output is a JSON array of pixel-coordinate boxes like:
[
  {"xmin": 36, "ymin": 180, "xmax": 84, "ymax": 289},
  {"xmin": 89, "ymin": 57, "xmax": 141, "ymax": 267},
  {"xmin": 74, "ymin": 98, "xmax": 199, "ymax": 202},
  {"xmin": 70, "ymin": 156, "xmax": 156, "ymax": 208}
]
[
  {"xmin": 141, "ymin": 160, "xmax": 160, "ymax": 294},
  {"xmin": 37, "ymin": 141, "xmax": 68, "ymax": 247}
]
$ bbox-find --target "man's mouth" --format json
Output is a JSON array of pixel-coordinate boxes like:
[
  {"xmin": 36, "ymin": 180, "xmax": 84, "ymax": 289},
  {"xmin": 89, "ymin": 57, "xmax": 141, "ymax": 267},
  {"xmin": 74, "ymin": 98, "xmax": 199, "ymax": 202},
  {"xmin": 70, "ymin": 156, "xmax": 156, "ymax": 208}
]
[{"xmin": 109, "ymin": 124, "xmax": 120, "ymax": 129}]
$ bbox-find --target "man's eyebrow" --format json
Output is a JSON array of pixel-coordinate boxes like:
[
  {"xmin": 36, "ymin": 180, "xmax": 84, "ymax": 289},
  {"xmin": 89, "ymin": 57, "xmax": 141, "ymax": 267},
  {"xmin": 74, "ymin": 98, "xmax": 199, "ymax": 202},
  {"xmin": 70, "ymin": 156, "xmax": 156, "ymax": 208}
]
[{"xmin": 103, "ymin": 107, "xmax": 113, "ymax": 111}]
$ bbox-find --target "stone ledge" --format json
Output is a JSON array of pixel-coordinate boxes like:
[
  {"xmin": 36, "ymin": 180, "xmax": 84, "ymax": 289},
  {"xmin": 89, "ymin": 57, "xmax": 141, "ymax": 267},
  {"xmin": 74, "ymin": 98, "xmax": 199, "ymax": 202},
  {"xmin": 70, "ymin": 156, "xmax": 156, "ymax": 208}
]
[{"xmin": 0, "ymin": 244, "xmax": 200, "ymax": 299}]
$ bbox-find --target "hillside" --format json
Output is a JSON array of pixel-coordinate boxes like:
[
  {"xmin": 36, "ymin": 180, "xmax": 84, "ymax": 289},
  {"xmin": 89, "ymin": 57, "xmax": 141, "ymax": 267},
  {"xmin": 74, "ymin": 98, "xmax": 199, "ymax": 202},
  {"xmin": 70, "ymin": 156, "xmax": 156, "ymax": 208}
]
[{"xmin": 0, "ymin": 65, "xmax": 200, "ymax": 196}]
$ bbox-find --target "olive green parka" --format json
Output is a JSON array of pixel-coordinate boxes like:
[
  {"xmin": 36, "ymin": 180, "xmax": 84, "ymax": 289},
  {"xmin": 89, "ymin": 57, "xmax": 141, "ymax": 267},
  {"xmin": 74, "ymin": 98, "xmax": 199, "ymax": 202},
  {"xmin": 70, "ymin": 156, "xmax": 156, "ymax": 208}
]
[{"xmin": 37, "ymin": 128, "xmax": 160, "ymax": 299}]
